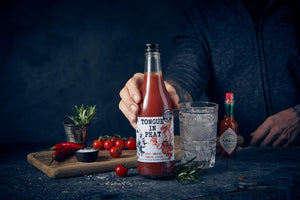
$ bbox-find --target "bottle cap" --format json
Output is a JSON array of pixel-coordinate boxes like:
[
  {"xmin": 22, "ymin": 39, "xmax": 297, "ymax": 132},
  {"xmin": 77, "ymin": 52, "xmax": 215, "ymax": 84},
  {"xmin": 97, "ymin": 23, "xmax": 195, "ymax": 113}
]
[
  {"xmin": 145, "ymin": 43, "xmax": 159, "ymax": 52},
  {"xmin": 225, "ymin": 93, "xmax": 234, "ymax": 100}
]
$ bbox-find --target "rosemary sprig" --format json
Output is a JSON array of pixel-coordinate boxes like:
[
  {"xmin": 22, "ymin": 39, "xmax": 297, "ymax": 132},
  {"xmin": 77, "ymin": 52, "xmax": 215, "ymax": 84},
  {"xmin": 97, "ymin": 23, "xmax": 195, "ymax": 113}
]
[
  {"xmin": 175, "ymin": 157, "xmax": 204, "ymax": 184},
  {"xmin": 66, "ymin": 104, "xmax": 96, "ymax": 125}
]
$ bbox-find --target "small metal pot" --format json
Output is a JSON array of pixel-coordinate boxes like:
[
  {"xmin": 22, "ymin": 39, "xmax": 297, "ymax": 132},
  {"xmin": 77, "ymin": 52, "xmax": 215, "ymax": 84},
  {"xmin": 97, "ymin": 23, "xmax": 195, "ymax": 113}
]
[{"xmin": 63, "ymin": 122, "xmax": 89, "ymax": 147}]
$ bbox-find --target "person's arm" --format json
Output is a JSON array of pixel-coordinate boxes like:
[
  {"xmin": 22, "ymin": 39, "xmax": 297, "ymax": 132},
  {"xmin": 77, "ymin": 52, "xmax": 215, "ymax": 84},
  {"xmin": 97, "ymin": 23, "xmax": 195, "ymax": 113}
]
[
  {"xmin": 165, "ymin": 80, "xmax": 193, "ymax": 103},
  {"xmin": 165, "ymin": 6, "xmax": 211, "ymax": 102},
  {"xmin": 250, "ymin": 104, "xmax": 300, "ymax": 147},
  {"xmin": 119, "ymin": 5, "xmax": 211, "ymax": 128}
]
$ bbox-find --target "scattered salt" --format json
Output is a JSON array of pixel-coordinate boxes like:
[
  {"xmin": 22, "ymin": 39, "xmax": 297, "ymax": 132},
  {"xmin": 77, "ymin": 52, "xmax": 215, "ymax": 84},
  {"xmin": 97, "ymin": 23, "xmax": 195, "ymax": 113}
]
[{"xmin": 77, "ymin": 148, "xmax": 98, "ymax": 153}]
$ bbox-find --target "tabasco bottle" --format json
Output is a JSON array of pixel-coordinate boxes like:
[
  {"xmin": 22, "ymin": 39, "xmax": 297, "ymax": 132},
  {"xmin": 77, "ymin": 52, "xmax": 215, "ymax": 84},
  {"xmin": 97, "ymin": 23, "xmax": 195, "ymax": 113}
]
[
  {"xmin": 219, "ymin": 93, "xmax": 238, "ymax": 158},
  {"xmin": 136, "ymin": 43, "xmax": 175, "ymax": 178}
]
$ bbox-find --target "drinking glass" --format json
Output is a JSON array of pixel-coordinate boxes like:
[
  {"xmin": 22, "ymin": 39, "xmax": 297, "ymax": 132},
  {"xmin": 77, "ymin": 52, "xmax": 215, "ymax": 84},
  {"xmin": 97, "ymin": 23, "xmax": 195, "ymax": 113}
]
[{"xmin": 179, "ymin": 102, "xmax": 218, "ymax": 168}]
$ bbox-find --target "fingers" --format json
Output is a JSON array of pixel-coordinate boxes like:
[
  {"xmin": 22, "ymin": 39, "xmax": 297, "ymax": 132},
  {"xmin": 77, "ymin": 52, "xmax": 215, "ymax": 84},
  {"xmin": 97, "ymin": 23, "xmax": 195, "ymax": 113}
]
[
  {"xmin": 259, "ymin": 126, "xmax": 283, "ymax": 146},
  {"xmin": 119, "ymin": 87, "xmax": 139, "ymax": 115},
  {"xmin": 272, "ymin": 132, "xmax": 288, "ymax": 147},
  {"xmin": 277, "ymin": 124, "xmax": 300, "ymax": 147},
  {"xmin": 250, "ymin": 108, "xmax": 300, "ymax": 147},
  {"xmin": 119, "ymin": 100, "xmax": 137, "ymax": 129},
  {"xmin": 125, "ymin": 73, "xmax": 144, "ymax": 104},
  {"xmin": 249, "ymin": 117, "xmax": 273, "ymax": 146},
  {"xmin": 119, "ymin": 73, "xmax": 144, "ymax": 129}
]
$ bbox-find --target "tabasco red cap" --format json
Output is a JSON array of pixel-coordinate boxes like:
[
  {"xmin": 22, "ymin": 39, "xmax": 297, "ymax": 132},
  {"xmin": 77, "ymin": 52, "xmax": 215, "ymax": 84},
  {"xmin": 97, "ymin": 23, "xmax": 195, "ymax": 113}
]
[{"xmin": 225, "ymin": 93, "xmax": 234, "ymax": 100}]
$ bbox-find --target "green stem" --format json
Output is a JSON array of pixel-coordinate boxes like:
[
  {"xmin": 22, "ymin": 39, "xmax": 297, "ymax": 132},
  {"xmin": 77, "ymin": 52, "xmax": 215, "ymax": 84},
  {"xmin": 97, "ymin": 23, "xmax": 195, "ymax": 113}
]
[{"xmin": 49, "ymin": 155, "xmax": 57, "ymax": 166}]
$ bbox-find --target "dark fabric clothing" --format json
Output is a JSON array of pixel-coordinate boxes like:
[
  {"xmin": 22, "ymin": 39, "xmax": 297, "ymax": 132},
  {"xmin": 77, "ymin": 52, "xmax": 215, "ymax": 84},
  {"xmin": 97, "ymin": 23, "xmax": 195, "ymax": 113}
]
[
  {"xmin": 242, "ymin": 0, "xmax": 270, "ymax": 24},
  {"xmin": 165, "ymin": 0, "xmax": 300, "ymax": 145}
]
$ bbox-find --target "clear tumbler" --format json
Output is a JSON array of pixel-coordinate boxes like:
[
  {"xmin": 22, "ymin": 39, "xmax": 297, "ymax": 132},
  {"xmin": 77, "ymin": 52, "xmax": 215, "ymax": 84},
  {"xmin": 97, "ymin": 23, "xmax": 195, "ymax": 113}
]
[{"xmin": 179, "ymin": 102, "xmax": 218, "ymax": 168}]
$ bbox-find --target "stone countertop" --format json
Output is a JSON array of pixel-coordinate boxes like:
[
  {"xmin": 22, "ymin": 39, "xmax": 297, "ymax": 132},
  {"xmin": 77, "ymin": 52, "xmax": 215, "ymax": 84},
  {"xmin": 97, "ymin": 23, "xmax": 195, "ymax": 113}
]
[{"xmin": 0, "ymin": 144, "xmax": 299, "ymax": 200}]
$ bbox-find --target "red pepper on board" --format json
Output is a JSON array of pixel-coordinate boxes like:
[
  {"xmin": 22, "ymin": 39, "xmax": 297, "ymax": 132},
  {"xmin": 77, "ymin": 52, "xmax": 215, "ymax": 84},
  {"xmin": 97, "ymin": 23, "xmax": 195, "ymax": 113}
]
[
  {"xmin": 49, "ymin": 148, "xmax": 74, "ymax": 166},
  {"xmin": 50, "ymin": 142, "xmax": 84, "ymax": 150},
  {"xmin": 34, "ymin": 142, "xmax": 84, "ymax": 157},
  {"xmin": 34, "ymin": 142, "xmax": 84, "ymax": 156}
]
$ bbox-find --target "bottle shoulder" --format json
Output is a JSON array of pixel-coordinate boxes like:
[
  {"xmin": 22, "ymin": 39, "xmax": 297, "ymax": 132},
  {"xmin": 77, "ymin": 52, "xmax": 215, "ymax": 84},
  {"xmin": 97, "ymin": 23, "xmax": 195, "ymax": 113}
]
[
  {"xmin": 221, "ymin": 116, "xmax": 236, "ymax": 120},
  {"xmin": 220, "ymin": 117, "xmax": 238, "ymax": 133}
]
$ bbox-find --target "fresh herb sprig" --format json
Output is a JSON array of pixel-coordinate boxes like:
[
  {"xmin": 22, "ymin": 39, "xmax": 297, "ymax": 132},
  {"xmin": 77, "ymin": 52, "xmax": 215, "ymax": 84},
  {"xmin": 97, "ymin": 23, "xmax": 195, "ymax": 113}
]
[
  {"xmin": 67, "ymin": 104, "xmax": 96, "ymax": 125},
  {"xmin": 175, "ymin": 157, "xmax": 204, "ymax": 184}
]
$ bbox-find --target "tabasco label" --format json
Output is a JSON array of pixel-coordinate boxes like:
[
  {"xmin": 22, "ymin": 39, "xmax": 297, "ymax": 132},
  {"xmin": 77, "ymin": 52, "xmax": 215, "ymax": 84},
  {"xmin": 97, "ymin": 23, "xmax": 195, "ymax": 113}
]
[
  {"xmin": 136, "ymin": 116, "xmax": 174, "ymax": 163},
  {"xmin": 220, "ymin": 128, "xmax": 237, "ymax": 155}
]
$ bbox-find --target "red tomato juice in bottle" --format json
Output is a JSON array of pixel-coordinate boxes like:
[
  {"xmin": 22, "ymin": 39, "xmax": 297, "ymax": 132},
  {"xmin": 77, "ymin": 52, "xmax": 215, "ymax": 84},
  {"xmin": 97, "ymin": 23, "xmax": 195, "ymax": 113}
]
[{"xmin": 136, "ymin": 44, "xmax": 175, "ymax": 178}]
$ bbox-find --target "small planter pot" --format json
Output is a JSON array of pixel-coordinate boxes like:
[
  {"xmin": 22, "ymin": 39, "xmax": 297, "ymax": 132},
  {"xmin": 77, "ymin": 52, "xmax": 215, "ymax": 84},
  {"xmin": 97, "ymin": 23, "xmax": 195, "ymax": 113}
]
[{"xmin": 63, "ymin": 122, "xmax": 89, "ymax": 147}]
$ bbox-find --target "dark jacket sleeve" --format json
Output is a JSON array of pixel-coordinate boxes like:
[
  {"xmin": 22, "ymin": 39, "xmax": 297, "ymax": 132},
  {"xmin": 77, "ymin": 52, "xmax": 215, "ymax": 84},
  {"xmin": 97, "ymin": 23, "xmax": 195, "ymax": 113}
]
[{"xmin": 165, "ymin": 7, "xmax": 211, "ymax": 101}]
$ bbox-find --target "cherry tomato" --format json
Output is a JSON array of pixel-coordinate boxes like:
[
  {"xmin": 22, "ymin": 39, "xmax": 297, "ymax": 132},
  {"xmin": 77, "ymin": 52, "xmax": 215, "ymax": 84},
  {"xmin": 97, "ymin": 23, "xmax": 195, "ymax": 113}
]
[
  {"xmin": 103, "ymin": 140, "xmax": 113, "ymax": 150},
  {"xmin": 93, "ymin": 140, "xmax": 103, "ymax": 150},
  {"xmin": 100, "ymin": 138, "xmax": 106, "ymax": 143},
  {"xmin": 110, "ymin": 146, "xmax": 122, "ymax": 158},
  {"xmin": 115, "ymin": 139, "xmax": 125, "ymax": 150},
  {"xmin": 115, "ymin": 164, "xmax": 128, "ymax": 177},
  {"xmin": 110, "ymin": 137, "xmax": 117, "ymax": 146},
  {"xmin": 126, "ymin": 138, "xmax": 136, "ymax": 150}
]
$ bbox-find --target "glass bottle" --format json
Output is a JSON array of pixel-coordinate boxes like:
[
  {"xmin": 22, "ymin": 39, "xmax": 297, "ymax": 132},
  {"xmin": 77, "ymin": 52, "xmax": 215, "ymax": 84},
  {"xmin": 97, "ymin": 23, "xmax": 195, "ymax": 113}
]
[
  {"xmin": 219, "ymin": 93, "xmax": 238, "ymax": 158},
  {"xmin": 136, "ymin": 43, "xmax": 175, "ymax": 177}
]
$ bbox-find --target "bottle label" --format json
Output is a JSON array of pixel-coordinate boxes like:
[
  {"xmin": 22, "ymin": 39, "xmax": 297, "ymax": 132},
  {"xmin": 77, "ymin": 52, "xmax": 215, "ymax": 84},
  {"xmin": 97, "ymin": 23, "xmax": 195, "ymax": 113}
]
[
  {"xmin": 220, "ymin": 128, "xmax": 237, "ymax": 155},
  {"xmin": 136, "ymin": 116, "xmax": 174, "ymax": 163}
]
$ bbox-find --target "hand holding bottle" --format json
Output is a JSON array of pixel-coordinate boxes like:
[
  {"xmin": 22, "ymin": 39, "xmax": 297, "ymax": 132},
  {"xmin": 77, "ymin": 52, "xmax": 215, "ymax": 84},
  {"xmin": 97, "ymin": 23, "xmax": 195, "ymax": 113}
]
[
  {"xmin": 119, "ymin": 73, "xmax": 179, "ymax": 129},
  {"xmin": 119, "ymin": 73, "xmax": 143, "ymax": 129}
]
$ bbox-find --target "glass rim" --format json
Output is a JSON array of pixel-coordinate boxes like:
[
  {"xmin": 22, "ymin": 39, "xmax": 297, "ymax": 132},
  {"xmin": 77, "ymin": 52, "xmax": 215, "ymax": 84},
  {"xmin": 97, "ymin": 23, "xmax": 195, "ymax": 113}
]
[
  {"xmin": 179, "ymin": 101, "xmax": 218, "ymax": 108},
  {"xmin": 179, "ymin": 101, "xmax": 218, "ymax": 114}
]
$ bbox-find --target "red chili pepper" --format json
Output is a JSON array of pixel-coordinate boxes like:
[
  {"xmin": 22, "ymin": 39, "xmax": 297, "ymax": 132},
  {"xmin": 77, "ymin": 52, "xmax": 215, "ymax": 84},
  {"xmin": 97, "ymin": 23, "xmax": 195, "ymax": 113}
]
[
  {"xmin": 49, "ymin": 148, "xmax": 74, "ymax": 166},
  {"xmin": 50, "ymin": 142, "xmax": 84, "ymax": 150},
  {"xmin": 34, "ymin": 142, "xmax": 84, "ymax": 157}
]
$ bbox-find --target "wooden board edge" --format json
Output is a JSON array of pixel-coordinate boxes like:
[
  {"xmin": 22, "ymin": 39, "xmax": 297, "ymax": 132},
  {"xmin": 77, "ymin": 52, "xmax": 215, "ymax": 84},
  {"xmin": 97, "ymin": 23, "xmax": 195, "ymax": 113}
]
[{"xmin": 27, "ymin": 153, "xmax": 56, "ymax": 178}]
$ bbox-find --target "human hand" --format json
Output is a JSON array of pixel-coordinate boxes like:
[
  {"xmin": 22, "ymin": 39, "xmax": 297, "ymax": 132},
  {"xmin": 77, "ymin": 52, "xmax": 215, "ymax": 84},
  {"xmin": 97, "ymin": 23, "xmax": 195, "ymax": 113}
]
[
  {"xmin": 250, "ymin": 106, "xmax": 300, "ymax": 147},
  {"xmin": 119, "ymin": 73, "xmax": 180, "ymax": 129}
]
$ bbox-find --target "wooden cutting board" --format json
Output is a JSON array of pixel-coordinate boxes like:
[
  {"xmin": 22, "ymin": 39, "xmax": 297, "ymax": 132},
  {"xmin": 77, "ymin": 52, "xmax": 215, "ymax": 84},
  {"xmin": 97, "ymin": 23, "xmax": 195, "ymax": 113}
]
[{"xmin": 27, "ymin": 136, "xmax": 181, "ymax": 179}]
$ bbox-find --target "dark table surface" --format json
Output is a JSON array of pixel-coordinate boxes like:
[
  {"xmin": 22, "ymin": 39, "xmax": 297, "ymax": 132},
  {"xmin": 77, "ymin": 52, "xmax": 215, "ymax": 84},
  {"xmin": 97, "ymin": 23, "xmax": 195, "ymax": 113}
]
[{"xmin": 0, "ymin": 144, "xmax": 299, "ymax": 200}]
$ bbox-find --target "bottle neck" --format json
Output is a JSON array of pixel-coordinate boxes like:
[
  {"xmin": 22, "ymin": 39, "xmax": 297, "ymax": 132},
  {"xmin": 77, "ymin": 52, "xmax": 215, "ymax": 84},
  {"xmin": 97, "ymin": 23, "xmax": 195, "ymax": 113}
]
[
  {"xmin": 224, "ymin": 99, "xmax": 234, "ymax": 117},
  {"xmin": 144, "ymin": 52, "xmax": 162, "ymax": 73}
]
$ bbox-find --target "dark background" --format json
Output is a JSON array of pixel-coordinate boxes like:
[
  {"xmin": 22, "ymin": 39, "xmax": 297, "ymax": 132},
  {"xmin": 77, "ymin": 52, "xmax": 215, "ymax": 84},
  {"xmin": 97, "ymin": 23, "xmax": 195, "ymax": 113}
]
[{"xmin": 0, "ymin": 0, "xmax": 193, "ymax": 144}]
